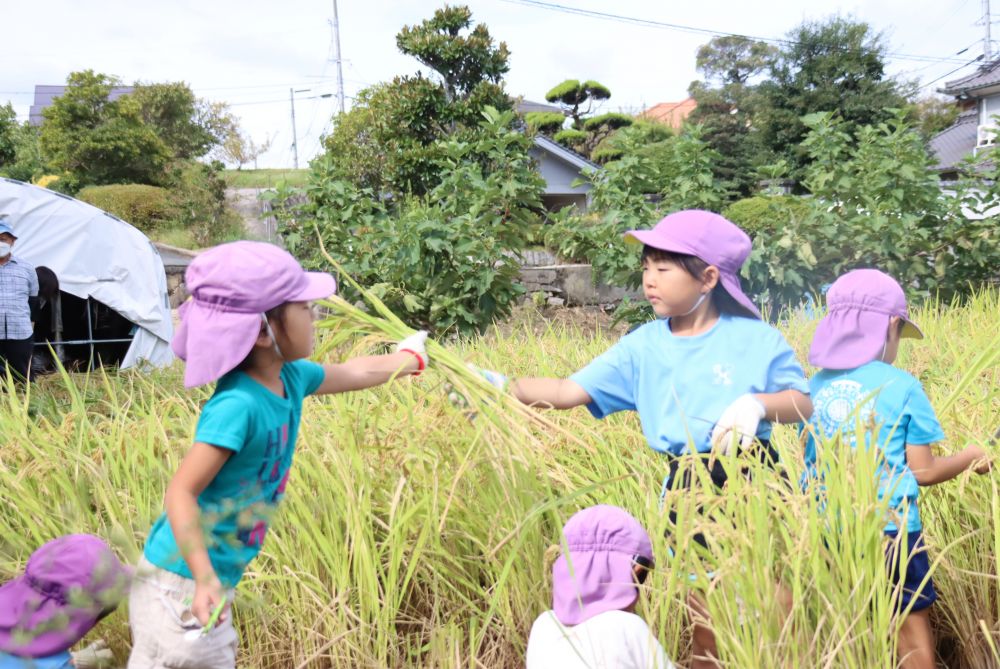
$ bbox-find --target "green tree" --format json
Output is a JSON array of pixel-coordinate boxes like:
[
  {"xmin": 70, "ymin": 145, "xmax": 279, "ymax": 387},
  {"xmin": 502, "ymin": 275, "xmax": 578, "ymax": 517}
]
[
  {"xmin": 39, "ymin": 70, "xmax": 171, "ymax": 188},
  {"xmin": 319, "ymin": 5, "xmax": 512, "ymax": 199},
  {"xmin": 755, "ymin": 17, "xmax": 912, "ymax": 179},
  {"xmin": 0, "ymin": 103, "xmax": 17, "ymax": 167},
  {"xmin": 544, "ymin": 79, "xmax": 611, "ymax": 128},
  {"xmin": 129, "ymin": 83, "xmax": 232, "ymax": 160},
  {"xmin": 0, "ymin": 121, "xmax": 44, "ymax": 183},
  {"xmin": 688, "ymin": 35, "xmax": 777, "ymax": 196},
  {"xmin": 912, "ymin": 95, "xmax": 960, "ymax": 139},
  {"xmin": 533, "ymin": 79, "xmax": 632, "ymax": 161}
]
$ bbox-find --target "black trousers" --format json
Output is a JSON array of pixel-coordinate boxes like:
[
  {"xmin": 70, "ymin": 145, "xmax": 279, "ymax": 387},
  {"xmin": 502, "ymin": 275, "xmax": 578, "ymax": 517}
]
[
  {"xmin": 664, "ymin": 441, "xmax": 782, "ymax": 550},
  {"xmin": 0, "ymin": 336, "xmax": 34, "ymax": 381}
]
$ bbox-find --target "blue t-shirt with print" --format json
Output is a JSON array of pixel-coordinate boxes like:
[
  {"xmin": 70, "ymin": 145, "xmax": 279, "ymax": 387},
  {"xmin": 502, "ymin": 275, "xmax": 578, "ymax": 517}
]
[
  {"xmin": 144, "ymin": 359, "xmax": 326, "ymax": 588},
  {"xmin": 803, "ymin": 361, "xmax": 945, "ymax": 532},
  {"xmin": 0, "ymin": 651, "xmax": 72, "ymax": 669},
  {"xmin": 570, "ymin": 314, "xmax": 810, "ymax": 455}
]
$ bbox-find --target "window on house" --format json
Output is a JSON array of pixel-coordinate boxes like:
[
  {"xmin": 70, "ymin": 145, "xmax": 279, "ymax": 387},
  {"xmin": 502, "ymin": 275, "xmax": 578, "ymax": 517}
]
[{"xmin": 982, "ymin": 95, "xmax": 1000, "ymax": 126}]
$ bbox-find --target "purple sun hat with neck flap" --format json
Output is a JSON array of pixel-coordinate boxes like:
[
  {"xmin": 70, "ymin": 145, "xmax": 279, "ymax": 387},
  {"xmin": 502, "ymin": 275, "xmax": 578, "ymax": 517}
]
[
  {"xmin": 624, "ymin": 210, "xmax": 761, "ymax": 318},
  {"xmin": 552, "ymin": 505, "xmax": 654, "ymax": 626},
  {"xmin": 809, "ymin": 268, "xmax": 923, "ymax": 370},
  {"xmin": 0, "ymin": 535, "xmax": 131, "ymax": 658},
  {"xmin": 172, "ymin": 241, "xmax": 336, "ymax": 388}
]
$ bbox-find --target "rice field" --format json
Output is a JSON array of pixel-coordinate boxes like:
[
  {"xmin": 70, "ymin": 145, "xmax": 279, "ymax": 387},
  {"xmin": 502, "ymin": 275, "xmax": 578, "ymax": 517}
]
[{"xmin": 0, "ymin": 290, "xmax": 998, "ymax": 668}]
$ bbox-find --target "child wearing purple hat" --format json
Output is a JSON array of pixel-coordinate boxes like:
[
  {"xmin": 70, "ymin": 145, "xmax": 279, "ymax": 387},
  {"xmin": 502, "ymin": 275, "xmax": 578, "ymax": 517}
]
[
  {"xmin": 526, "ymin": 505, "xmax": 675, "ymax": 669},
  {"xmin": 0, "ymin": 534, "xmax": 130, "ymax": 669},
  {"xmin": 469, "ymin": 210, "xmax": 812, "ymax": 667},
  {"xmin": 127, "ymin": 241, "xmax": 429, "ymax": 669},
  {"xmin": 804, "ymin": 268, "xmax": 990, "ymax": 669}
]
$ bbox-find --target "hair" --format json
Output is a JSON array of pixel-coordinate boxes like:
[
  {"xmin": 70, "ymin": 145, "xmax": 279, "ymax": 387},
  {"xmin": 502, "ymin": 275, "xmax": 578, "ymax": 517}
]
[
  {"xmin": 235, "ymin": 302, "xmax": 289, "ymax": 371},
  {"xmin": 641, "ymin": 245, "xmax": 759, "ymax": 320}
]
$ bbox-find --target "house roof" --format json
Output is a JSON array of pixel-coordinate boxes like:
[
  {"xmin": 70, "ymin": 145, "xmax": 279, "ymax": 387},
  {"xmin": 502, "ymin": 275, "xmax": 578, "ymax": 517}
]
[
  {"xmin": 531, "ymin": 135, "xmax": 601, "ymax": 172},
  {"xmin": 928, "ymin": 108, "xmax": 978, "ymax": 171},
  {"xmin": 939, "ymin": 58, "xmax": 1000, "ymax": 96},
  {"xmin": 516, "ymin": 99, "xmax": 563, "ymax": 115},
  {"xmin": 29, "ymin": 84, "xmax": 135, "ymax": 125},
  {"xmin": 639, "ymin": 98, "xmax": 696, "ymax": 130}
]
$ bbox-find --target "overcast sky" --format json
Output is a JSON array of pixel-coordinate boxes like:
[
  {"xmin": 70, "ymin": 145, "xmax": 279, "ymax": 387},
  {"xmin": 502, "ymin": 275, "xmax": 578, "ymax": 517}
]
[{"xmin": 2, "ymin": 0, "xmax": 989, "ymax": 168}]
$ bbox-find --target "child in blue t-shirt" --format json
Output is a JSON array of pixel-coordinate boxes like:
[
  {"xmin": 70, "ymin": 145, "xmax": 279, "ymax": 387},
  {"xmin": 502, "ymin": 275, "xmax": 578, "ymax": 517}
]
[
  {"xmin": 804, "ymin": 268, "xmax": 990, "ymax": 669},
  {"xmin": 128, "ymin": 242, "xmax": 429, "ymax": 669},
  {"xmin": 469, "ymin": 211, "xmax": 813, "ymax": 669}
]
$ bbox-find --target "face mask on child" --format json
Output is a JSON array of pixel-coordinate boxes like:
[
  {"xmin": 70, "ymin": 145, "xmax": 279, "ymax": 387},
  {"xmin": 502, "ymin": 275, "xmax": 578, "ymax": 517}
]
[
  {"xmin": 0, "ymin": 242, "xmax": 11, "ymax": 258},
  {"xmin": 261, "ymin": 314, "xmax": 285, "ymax": 360}
]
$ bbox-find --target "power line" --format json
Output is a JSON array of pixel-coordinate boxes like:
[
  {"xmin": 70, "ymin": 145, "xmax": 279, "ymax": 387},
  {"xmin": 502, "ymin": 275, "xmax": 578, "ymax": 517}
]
[
  {"xmin": 500, "ymin": 0, "xmax": 974, "ymax": 65},
  {"xmin": 920, "ymin": 54, "xmax": 986, "ymax": 88}
]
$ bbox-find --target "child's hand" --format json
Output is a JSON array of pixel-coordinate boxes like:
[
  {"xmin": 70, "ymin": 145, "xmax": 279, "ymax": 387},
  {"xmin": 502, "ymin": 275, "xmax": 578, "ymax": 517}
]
[
  {"xmin": 192, "ymin": 576, "xmax": 227, "ymax": 626},
  {"xmin": 71, "ymin": 639, "xmax": 113, "ymax": 669},
  {"xmin": 396, "ymin": 331, "xmax": 429, "ymax": 372},
  {"xmin": 446, "ymin": 365, "xmax": 509, "ymax": 412},
  {"xmin": 710, "ymin": 394, "xmax": 766, "ymax": 456},
  {"xmin": 969, "ymin": 444, "xmax": 992, "ymax": 475}
]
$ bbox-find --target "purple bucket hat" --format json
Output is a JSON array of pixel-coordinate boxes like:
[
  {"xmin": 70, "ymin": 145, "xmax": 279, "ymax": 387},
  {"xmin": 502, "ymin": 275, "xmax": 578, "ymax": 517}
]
[
  {"xmin": 809, "ymin": 269, "xmax": 923, "ymax": 370},
  {"xmin": 0, "ymin": 535, "xmax": 131, "ymax": 658},
  {"xmin": 552, "ymin": 505, "xmax": 654, "ymax": 626},
  {"xmin": 172, "ymin": 241, "xmax": 336, "ymax": 387},
  {"xmin": 624, "ymin": 210, "xmax": 761, "ymax": 318}
]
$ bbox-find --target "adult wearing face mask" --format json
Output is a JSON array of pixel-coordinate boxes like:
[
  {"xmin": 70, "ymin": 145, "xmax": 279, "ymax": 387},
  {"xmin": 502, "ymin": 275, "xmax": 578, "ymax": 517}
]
[{"xmin": 0, "ymin": 220, "xmax": 39, "ymax": 381}]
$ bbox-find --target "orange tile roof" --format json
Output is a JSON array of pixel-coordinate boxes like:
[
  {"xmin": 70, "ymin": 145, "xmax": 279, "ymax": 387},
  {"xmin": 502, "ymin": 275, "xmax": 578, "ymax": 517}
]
[{"xmin": 639, "ymin": 98, "xmax": 697, "ymax": 130}]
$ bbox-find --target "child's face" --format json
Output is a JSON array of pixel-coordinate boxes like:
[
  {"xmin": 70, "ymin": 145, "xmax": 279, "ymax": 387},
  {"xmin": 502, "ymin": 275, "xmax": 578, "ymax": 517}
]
[
  {"xmin": 641, "ymin": 257, "xmax": 715, "ymax": 319},
  {"xmin": 269, "ymin": 301, "xmax": 316, "ymax": 360}
]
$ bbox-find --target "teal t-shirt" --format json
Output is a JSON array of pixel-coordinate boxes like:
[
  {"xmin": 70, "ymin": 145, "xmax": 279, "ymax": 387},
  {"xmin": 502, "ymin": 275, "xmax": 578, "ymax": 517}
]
[
  {"xmin": 803, "ymin": 361, "xmax": 945, "ymax": 532},
  {"xmin": 570, "ymin": 314, "xmax": 809, "ymax": 455},
  {"xmin": 0, "ymin": 651, "xmax": 72, "ymax": 669},
  {"xmin": 144, "ymin": 359, "xmax": 326, "ymax": 588}
]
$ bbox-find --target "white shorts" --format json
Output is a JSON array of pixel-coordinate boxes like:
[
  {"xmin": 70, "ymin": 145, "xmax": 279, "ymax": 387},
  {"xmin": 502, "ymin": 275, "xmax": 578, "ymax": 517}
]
[{"xmin": 127, "ymin": 558, "xmax": 238, "ymax": 669}]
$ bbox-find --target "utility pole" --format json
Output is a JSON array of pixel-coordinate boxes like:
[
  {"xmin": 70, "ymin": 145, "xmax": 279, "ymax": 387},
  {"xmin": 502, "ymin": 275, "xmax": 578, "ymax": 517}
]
[
  {"xmin": 983, "ymin": 0, "xmax": 994, "ymax": 61},
  {"xmin": 331, "ymin": 0, "xmax": 346, "ymax": 114},
  {"xmin": 290, "ymin": 88, "xmax": 310, "ymax": 169}
]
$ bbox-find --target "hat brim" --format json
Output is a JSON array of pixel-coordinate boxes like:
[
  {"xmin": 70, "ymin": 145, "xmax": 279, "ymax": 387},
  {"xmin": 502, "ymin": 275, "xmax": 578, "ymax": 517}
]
[
  {"xmin": 172, "ymin": 301, "xmax": 262, "ymax": 387},
  {"xmin": 718, "ymin": 272, "xmax": 762, "ymax": 319},
  {"xmin": 624, "ymin": 228, "xmax": 699, "ymax": 257},
  {"xmin": 901, "ymin": 318, "xmax": 923, "ymax": 340},
  {"xmin": 288, "ymin": 272, "xmax": 337, "ymax": 302},
  {"xmin": 552, "ymin": 551, "xmax": 638, "ymax": 626},
  {"xmin": 0, "ymin": 578, "xmax": 105, "ymax": 657}
]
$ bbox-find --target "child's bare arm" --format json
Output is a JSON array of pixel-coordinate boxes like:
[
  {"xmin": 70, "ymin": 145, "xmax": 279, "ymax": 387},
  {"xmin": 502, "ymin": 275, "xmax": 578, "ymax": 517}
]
[
  {"xmin": 509, "ymin": 377, "xmax": 592, "ymax": 410},
  {"xmin": 316, "ymin": 353, "xmax": 420, "ymax": 394},
  {"xmin": 755, "ymin": 389, "xmax": 813, "ymax": 423},
  {"xmin": 165, "ymin": 442, "xmax": 232, "ymax": 623},
  {"xmin": 906, "ymin": 442, "xmax": 989, "ymax": 486}
]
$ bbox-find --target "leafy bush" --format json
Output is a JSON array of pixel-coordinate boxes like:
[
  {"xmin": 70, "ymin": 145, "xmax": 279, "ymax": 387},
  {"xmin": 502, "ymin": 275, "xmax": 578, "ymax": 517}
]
[
  {"xmin": 274, "ymin": 107, "xmax": 544, "ymax": 336},
  {"xmin": 77, "ymin": 184, "xmax": 172, "ymax": 231},
  {"xmin": 545, "ymin": 125, "xmax": 726, "ymax": 288},
  {"xmin": 722, "ymin": 195, "xmax": 813, "ymax": 239},
  {"xmin": 165, "ymin": 160, "xmax": 243, "ymax": 247}
]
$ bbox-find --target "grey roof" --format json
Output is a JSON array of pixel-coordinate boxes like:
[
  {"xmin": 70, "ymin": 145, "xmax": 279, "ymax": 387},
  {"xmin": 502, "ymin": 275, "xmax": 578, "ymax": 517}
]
[
  {"xmin": 516, "ymin": 99, "xmax": 562, "ymax": 115},
  {"xmin": 929, "ymin": 108, "xmax": 978, "ymax": 171},
  {"xmin": 940, "ymin": 58, "xmax": 1000, "ymax": 95},
  {"xmin": 531, "ymin": 135, "xmax": 601, "ymax": 171},
  {"xmin": 29, "ymin": 84, "xmax": 134, "ymax": 126}
]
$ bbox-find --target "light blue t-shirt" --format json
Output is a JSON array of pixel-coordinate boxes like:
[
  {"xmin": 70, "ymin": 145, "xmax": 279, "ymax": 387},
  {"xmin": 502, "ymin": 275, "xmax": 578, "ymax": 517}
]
[
  {"xmin": 145, "ymin": 359, "xmax": 326, "ymax": 588},
  {"xmin": 570, "ymin": 314, "xmax": 809, "ymax": 455},
  {"xmin": 803, "ymin": 361, "xmax": 945, "ymax": 532},
  {"xmin": 0, "ymin": 651, "xmax": 72, "ymax": 669}
]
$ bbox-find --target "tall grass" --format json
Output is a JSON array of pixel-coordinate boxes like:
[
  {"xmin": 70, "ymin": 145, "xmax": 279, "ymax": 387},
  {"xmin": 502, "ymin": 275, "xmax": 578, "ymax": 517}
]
[{"xmin": 0, "ymin": 291, "xmax": 997, "ymax": 667}]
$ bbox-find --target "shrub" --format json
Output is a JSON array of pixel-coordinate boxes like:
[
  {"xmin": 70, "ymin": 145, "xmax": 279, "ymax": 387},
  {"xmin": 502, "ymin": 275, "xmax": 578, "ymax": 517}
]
[
  {"xmin": 165, "ymin": 160, "xmax": 243, "ymax": 247},
  {"xmin": 77, "ymin": 184, "xmax": 172, "ymax": 232},
  {"xmin": 722, "ymin": 195, "xmax": 813, "ymax": 240},
  {"xmin": 274, "ymin": 107, "xmax": 545, "ymax": 336}
]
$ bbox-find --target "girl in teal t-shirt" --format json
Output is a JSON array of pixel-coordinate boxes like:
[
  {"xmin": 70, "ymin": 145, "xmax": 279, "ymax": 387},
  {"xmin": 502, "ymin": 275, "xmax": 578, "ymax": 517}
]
[{"xmin": 128, "ymin": 242, "xmax": 429, "ymax": 669}]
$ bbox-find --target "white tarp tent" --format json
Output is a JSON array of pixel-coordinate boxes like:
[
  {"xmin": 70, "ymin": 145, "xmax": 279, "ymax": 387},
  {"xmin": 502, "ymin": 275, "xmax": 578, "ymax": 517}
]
[{"xmin": 0, "ymin": 178, "xmax": 173, "ymax": 369}]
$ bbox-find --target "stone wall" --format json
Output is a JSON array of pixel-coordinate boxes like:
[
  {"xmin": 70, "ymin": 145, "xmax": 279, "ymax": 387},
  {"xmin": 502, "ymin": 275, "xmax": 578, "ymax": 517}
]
[{"xmin": 519, "ymin": 264, "xmax": 640, "ymax": 306}]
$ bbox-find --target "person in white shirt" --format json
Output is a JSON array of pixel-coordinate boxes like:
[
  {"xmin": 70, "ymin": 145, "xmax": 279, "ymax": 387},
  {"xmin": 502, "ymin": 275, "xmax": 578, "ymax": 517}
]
[{"xmin": 526, "ymin": 505, "xmax": 676, "ymax": 669}]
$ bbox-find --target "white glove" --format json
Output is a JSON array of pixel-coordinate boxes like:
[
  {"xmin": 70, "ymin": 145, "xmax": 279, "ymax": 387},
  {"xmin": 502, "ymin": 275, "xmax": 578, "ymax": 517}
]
[
  {"xmin": 71, "ymin": 639, "xmax": 114, "ymax": 669},
  {"xmin": 395, "ymin": 331, "xmax": 429, "ymax": 373},
  {"xmin": 446, "ymin": 364, "xmax": 509, "ymax": 410},
  {"xmin": 710, "ymin": 394, "xmax": 766, "ymax": 456}
]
